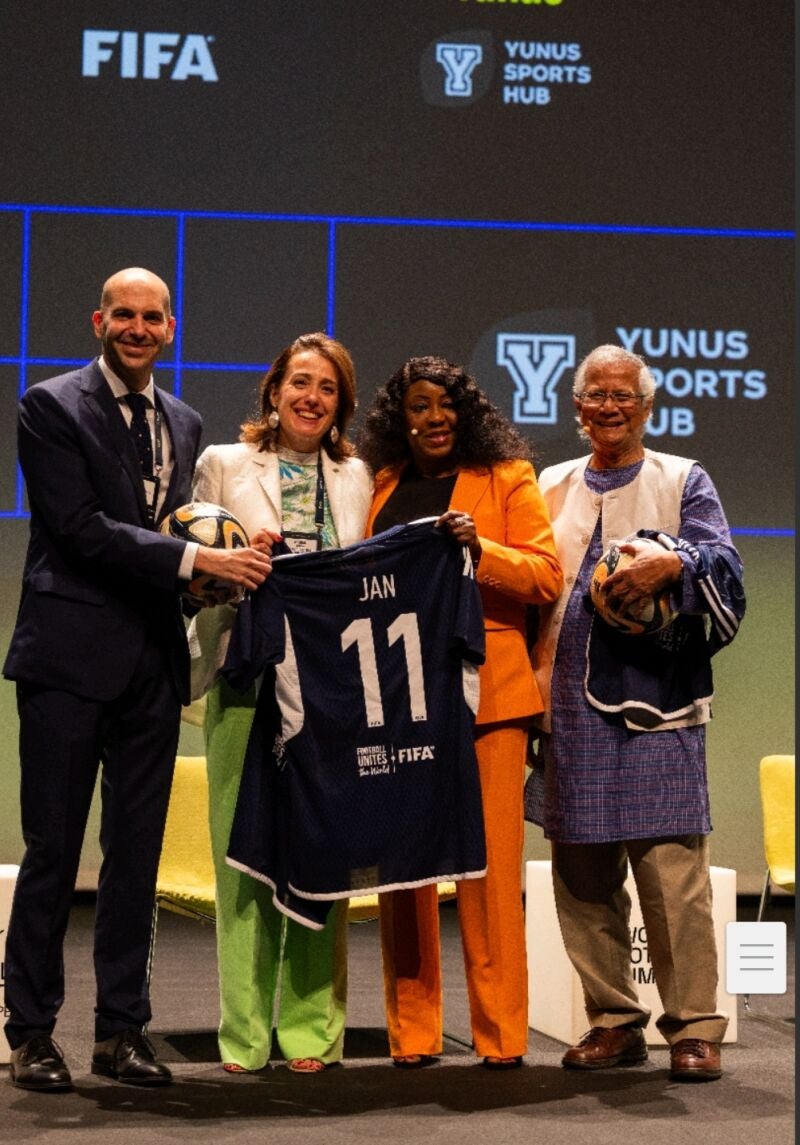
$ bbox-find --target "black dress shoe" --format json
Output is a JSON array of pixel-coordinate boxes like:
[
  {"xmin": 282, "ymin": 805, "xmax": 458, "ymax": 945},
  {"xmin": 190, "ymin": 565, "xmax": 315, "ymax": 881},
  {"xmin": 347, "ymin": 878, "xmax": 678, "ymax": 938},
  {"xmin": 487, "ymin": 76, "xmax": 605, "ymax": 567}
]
[
  {"xmin": 91, "ymin": 1029, "xmax": 172, "ymax": 1086},
  {"xmin": 10, "ymin": 1033, "xmax": 73, "ymax": 1091}
]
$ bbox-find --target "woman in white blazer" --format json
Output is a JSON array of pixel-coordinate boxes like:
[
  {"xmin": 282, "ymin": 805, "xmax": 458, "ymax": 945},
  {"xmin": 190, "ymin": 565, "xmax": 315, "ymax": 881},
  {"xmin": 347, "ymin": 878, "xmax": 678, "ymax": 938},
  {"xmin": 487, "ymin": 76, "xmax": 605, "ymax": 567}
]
[{"xmin": 189, "ymin": 333, "xmax": 372, "ymax": 1074}]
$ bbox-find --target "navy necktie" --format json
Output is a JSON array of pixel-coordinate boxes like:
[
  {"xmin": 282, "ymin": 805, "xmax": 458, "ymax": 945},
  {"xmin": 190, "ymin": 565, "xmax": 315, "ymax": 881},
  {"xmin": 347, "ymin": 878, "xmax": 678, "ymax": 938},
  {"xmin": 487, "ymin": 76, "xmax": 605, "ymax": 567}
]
[{"xmin": 125, "ymin": 392, "xmax": 154, "ymax": 475}]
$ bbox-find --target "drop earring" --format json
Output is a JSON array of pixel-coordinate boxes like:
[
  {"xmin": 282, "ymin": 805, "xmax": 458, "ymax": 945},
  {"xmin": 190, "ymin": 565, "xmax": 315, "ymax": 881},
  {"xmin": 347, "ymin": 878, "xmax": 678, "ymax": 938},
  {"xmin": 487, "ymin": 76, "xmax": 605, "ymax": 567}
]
[
  {"xmin": 329, "ymin": 425, "xmax": 339, "ymax": 444},
  {"xmin": 267, "ymin": 409, "xmax": 280, "ymax": 430}
]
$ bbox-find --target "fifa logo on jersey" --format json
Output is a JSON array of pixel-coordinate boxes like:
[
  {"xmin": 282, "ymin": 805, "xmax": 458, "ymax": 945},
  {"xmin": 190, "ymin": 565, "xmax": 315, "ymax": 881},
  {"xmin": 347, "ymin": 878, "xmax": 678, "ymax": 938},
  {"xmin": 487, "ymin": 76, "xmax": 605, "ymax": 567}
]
[
  {"xmin": 435, "ymin": 43, "xmax": 484, "ymax": 97},
  {"xmin": 496, "ymin": 333, "xmax": 576, "ymax": 425},
  {"xmin": 397, "ymin": 745, "xmax": 435, "ymax": 763},
  {"xmin": 82, "ymin": 30, "xmax": 219, "ymax": 81}
]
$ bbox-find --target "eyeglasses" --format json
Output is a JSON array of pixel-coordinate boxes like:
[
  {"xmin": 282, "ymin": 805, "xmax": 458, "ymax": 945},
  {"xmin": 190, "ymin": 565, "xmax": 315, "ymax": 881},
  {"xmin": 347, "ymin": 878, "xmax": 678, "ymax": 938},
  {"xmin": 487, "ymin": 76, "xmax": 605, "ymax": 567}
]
[{"xmin": 578, "ymin": 390, "xmax": 644, "ymax": 408}]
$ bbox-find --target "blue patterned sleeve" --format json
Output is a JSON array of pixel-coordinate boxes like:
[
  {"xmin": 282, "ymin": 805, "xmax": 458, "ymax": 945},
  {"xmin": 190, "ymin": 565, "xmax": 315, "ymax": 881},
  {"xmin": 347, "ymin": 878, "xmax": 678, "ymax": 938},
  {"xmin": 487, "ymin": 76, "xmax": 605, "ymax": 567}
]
[{"xmin": 675, "ymin": 464, "xmax": 743, "ymax": 615}]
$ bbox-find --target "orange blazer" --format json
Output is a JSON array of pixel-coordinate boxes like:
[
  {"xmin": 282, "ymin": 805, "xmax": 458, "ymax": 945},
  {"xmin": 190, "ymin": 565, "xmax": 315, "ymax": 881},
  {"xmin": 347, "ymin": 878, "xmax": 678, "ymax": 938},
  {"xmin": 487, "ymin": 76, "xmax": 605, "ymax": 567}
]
[{"xmin": 367, "ymin": 460, "xmax": 563, "ymax": 726}]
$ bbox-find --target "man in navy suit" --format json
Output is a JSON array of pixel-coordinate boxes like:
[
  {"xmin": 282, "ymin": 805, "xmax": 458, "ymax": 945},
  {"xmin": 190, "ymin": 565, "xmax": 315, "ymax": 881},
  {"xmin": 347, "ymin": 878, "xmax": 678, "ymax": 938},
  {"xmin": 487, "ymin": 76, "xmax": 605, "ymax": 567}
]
[{"xmin": 3, "ymin": 268, "xmax": 271, "ymax": 1090}]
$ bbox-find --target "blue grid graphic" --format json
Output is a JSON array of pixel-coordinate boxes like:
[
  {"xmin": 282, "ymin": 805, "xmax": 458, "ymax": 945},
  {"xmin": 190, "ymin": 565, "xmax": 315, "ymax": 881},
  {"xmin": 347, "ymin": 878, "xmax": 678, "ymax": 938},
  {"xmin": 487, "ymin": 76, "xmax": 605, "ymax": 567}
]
[{"xmin": 1, "ymin": 201, "xmax": 794, "ymax": 536}]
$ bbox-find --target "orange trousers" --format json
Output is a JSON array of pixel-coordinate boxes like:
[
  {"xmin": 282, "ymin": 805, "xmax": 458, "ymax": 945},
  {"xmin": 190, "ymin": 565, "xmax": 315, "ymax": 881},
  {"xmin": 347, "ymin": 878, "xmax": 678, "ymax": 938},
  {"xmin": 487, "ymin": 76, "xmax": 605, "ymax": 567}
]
[{"xmin": 379, "ymin": 721, "xmax": 529, "ymax": 1059}]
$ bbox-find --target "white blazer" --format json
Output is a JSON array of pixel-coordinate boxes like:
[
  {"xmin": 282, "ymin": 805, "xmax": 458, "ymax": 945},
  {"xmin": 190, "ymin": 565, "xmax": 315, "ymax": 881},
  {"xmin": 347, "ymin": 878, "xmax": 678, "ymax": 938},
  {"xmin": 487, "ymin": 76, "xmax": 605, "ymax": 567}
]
[{"xmin": 187, "ymin": 441, "xmax": 373, "ymax": 699}]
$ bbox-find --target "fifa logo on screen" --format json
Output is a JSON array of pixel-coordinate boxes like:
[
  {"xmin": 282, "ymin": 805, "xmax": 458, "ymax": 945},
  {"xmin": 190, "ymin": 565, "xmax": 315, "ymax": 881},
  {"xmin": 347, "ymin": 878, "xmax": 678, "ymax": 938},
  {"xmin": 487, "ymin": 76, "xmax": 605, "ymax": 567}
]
[
  {"xmin": 82, "ymin": 31, "xmax": 219, "ymax": 81},
  {"xmin": 435, "ymin": 43, "xmax": 484, "ymax": 97},
  {"xmin": 496, "ymin": 334, "xmax": 576, "ymax": 425}
]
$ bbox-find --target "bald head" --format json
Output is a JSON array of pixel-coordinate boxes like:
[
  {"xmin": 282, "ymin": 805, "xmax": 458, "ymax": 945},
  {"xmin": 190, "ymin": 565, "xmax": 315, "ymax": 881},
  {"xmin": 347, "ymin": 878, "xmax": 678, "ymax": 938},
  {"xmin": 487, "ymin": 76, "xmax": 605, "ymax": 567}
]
[
  {"xmin": 92, "ymin": 267, "xmax": 176, "ymax": 391},
  {"xmin": 100, "ymin": 268, "xmax": 172, "ymax": 320}
]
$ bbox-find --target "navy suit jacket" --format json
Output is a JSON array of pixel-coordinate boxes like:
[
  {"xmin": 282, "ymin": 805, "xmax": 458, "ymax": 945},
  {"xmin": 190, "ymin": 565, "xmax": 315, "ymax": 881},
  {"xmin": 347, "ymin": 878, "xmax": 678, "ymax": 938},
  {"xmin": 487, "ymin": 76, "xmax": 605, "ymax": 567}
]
[{"xmin": 3, "ymin": 360, "xmax": 202, "ymax": 704}]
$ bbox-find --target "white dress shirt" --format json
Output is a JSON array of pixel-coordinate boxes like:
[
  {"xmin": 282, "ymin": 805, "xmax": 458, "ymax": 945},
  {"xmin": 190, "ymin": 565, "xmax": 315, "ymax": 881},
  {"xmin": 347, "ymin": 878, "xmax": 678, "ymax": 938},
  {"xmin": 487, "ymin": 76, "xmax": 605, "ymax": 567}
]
[{"xmin": 99, "ymin": 355, "xmax": 197, "ymax": 580}]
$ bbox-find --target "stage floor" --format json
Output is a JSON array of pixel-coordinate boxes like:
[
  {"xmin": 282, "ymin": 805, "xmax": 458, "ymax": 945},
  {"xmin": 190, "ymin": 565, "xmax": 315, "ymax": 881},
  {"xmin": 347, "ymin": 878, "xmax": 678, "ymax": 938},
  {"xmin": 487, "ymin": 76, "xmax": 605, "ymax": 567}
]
[{"xmin": 0, "ymin": 895, "xmax": 794, "ymax": 1145}]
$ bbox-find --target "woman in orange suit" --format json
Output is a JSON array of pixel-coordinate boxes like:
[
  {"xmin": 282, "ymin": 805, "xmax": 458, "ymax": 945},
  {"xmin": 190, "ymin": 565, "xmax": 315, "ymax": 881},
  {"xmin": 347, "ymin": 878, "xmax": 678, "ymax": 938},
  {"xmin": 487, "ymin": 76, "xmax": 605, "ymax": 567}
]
[{"xmin": 359, "ymin": 356, "xmax": 562, "ymax": 1069}]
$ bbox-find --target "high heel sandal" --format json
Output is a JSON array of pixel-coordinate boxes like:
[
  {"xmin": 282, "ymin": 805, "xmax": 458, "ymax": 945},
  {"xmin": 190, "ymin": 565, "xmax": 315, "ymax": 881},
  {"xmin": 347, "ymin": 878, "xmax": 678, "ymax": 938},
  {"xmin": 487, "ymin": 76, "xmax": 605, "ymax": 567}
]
[
  {"xmin": 392, "ymin": 1054, "xmax": 436, "ymax": 1070},
  {"xmin": 288, "ymin": 1058, "xmax": 327, "ymax": 1074}
]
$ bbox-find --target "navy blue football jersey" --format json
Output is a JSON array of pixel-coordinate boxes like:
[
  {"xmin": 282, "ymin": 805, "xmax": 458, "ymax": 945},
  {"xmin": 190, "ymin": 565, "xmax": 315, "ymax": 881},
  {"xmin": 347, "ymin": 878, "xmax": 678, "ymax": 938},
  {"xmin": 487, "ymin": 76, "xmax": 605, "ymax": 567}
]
[{"xmin": 223, "ymin": 519, "xmax": 487, "ymax": 928}]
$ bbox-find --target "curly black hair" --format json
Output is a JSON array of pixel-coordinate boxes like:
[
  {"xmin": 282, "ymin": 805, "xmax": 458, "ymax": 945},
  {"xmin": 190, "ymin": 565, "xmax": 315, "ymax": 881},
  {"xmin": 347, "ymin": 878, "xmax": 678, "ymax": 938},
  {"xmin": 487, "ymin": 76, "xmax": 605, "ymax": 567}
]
[{"xmin": 358, "ymin": 356, "xmax": 533, "ymax": 475}]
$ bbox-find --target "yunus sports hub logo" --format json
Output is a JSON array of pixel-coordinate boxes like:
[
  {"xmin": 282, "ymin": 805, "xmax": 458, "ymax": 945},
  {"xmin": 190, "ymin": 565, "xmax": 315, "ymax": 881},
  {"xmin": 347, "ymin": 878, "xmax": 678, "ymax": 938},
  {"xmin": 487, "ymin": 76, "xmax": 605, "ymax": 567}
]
[{"xmin": 422, "ymin": 31, "xmax": 592, "ymax": 107}]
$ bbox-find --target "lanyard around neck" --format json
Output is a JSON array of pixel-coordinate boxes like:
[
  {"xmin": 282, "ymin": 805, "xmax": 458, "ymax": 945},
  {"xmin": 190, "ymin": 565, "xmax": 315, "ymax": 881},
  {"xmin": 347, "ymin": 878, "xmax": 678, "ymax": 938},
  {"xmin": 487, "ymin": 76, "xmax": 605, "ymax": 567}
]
[{"xmin": 313, "ymin": 453, "xmax": 326, "ymax": 535}]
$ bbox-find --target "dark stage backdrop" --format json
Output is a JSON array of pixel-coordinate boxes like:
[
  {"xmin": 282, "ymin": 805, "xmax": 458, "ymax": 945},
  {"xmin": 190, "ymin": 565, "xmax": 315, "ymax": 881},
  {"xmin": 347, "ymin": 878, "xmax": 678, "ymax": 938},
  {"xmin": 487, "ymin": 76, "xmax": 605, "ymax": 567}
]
[{"xmin": 0, "ymin": 1, "xmax": 794, "ymax": 886}]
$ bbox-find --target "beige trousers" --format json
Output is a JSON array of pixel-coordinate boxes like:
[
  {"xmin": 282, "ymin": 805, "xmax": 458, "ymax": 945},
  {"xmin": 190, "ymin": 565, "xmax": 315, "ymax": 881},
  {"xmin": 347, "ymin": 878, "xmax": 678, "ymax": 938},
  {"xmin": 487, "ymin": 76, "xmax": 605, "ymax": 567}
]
[{"xmin": 551, "ymin": 834, "xmax": 728, "ymax": 1044}]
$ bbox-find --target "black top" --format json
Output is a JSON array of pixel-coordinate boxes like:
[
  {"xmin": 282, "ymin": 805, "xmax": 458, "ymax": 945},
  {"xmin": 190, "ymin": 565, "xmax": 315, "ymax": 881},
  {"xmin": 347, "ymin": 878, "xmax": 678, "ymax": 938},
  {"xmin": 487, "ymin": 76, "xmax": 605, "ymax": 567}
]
[{"xmin": 372, "ymin": 469, "xmax": 458, "ymax": 534}]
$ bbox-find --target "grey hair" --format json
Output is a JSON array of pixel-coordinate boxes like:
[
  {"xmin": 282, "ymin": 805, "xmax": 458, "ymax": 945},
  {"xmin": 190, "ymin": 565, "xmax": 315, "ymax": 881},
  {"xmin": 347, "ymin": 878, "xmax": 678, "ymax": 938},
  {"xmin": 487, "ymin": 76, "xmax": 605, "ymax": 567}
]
[
  {"xmin": 572, "ymin": 344, "xmax": 655, "ymax": 445},
  {"xmin": 572, "ymin": 344, "xmax": 656, "ymax": 401}
]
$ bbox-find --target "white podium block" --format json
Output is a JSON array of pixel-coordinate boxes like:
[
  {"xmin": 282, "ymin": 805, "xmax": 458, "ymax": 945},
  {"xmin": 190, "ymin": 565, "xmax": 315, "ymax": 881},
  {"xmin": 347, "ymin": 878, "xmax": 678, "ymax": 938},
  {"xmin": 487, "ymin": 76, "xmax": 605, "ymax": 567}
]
[
  {"xmin": 1, "ymin": 865, "xmax": 20, "ymax": 1065},
  {"xmin": 526, "ymin": 860, "xmax": 737, "ymax": 1046}
]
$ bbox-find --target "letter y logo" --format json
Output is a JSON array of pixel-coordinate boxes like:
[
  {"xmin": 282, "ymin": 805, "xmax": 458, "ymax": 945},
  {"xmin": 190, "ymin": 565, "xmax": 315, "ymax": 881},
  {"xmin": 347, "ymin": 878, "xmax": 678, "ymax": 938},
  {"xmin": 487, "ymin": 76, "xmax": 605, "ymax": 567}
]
[
  {"xmin": 435, "ymin": 44, "xmax": 483, "ymax": 97},
  {"xmin": 497, "ymin": 334, "xmax": 576, "ymax": 425}
]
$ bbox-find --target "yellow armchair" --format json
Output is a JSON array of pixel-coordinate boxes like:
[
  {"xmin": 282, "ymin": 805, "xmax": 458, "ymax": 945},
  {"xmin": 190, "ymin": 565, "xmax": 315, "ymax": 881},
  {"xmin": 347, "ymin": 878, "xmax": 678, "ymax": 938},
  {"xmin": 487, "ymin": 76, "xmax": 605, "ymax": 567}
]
[
  {"xmin": 756, "ymin": 754, "xmax": 795, "ymax": 921},
  {"xmin": 743, "ymin": 754, "xmax": 795, "ymax": 1020},
  {"xmin": 156, "ymin": 755, "xmax": 216, "ymax": 922}
]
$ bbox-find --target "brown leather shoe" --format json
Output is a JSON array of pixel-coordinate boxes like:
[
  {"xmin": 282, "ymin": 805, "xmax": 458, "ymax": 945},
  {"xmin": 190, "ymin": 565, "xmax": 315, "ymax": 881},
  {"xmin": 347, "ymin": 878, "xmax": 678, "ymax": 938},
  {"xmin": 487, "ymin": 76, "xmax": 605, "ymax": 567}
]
[
  {"xmin": 562, "ymin": 1025, "xmax": 648, "ymax": 1070},
  {"xmin": 669, "ymin": 1038, "xmax": 721, "ymax": 1081}
]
